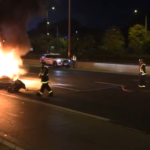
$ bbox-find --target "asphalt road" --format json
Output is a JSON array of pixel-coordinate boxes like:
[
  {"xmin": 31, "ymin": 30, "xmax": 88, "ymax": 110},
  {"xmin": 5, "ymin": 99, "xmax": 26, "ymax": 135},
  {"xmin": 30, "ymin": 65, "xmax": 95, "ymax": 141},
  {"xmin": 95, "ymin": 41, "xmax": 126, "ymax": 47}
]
[
  {"xmin": 0, "ymin": 143, "xmax": 11, "ymax": 150},
  {"xmin": 0, "ymin": 66, "xmax": 150, "ymax": 149},
  {"xmin": 21, "ymin": 66, "xmax": 150, "ymax": 133}
]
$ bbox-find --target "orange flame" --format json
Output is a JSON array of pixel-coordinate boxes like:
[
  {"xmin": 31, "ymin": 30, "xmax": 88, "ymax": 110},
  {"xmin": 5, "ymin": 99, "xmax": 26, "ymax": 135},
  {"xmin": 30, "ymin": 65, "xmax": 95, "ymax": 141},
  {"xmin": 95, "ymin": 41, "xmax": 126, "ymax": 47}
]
[{"xmin": 0, "ymin": 43, "xmax": 26, "ymax": 80}]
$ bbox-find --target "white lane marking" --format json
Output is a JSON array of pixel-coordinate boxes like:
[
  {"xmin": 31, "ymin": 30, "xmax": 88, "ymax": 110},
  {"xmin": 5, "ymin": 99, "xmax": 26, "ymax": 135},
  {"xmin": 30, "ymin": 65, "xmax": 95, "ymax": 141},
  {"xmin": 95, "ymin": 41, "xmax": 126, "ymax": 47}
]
[
  {"xmin": 0, "ymin": 92, "xmax": 110, "ymax": 122},
  {"xmin": 95, "ymin": 81, "xmax": 124, "ymax": 87},
  {"xmin": 71, "ymin": 86, "xmax": 115, "ymax": 93},
  {"xmin": 6, "ymin": 113, "xmax": 18, "ymax": 117},
  {"xmin": 51, "ymin": 85, "xmax": 80, "ymax": 91}
]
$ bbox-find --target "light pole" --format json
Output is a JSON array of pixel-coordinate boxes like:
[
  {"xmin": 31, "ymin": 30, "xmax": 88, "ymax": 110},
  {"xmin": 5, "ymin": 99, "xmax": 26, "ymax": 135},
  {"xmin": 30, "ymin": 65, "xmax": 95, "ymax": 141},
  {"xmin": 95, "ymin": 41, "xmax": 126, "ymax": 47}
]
[
  {"xmin": 46, "ymin": 7, "xmax": 55, "ymax": 53},
  {"xmin": 47, "ymin": 10, "xmax": 50, "ymax": 36},
  {"xmin": 47, "ymin": 7, "xmax": 55, "ymax": 35},
  {"xmin": 68, "ymin": 0, "xmax": 71, "ymax": 58},
  {"xmin": 134, "ymin": 9, "xmax": 147, "ymax": 31}
]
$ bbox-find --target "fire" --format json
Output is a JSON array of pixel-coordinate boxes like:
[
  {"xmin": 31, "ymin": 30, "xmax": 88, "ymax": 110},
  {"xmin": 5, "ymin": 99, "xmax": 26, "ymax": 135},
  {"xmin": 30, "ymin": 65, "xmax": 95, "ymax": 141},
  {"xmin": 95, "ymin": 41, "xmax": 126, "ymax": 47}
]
[{"xmin": 0, "ymin": 43, "xmax": 25, "ymax": 80}]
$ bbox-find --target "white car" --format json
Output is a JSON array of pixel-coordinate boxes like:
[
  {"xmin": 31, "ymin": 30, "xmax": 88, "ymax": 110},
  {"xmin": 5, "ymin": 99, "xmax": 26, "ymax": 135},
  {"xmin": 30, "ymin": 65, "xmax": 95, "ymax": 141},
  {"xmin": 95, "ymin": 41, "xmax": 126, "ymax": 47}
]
[{"xmin": 40, "ymin": 53, "xmax": 71, "ymax": 68}]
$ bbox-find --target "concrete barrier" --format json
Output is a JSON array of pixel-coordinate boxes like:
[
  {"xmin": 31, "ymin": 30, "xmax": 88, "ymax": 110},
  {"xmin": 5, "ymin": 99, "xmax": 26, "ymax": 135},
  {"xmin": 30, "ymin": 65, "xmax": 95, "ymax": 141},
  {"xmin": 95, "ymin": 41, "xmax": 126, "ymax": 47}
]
[
  {"xmin": 77, "ymin": 62, "xmax": 139, "ymax": 74},
  {"xmin": 23, "ymin": 59, "xmax": 149, "ymax": 75}
]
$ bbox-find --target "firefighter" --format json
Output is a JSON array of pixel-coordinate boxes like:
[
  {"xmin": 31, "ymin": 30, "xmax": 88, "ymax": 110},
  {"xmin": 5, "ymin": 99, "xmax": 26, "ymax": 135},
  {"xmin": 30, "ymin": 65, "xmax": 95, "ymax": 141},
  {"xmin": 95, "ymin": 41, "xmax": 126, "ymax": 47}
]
[
  {"xmin": 71, "ymin": 54, "xmax": 77, "ymax": 68},
  {"xmin": 36, "ymin": 62, "xmax": 53, "ymax": 97},
  {"xmin": 139, "ymin": 59, "xmax": 146, "ymax": 88}
]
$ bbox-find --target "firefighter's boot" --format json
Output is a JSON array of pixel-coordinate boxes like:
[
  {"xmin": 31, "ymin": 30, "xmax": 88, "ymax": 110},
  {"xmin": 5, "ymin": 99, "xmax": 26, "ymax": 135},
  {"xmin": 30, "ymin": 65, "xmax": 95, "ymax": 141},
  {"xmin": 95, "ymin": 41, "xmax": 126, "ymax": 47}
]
[
  {"xmin": 36, "ymin": 92, "xmax": 42, "ymax": 97},
  {"xmin": 48, "ymin": 91, "xmax": 53, "ymax": 97}
]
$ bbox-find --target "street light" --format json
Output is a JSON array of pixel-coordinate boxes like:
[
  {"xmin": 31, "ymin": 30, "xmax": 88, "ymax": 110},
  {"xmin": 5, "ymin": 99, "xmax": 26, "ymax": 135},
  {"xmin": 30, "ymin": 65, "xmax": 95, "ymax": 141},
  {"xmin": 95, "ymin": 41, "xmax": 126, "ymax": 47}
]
[
  {"xmin": 68, "ymin": 0, "xmax": 71, "ymax": 58},
  {"xmin": 134, "ymin": 10, "xmax": 137, "ymax": 13},
  {"xmin": 46, "ymin": 7, "xmax": 55, "ymax": 53},
  {"xmin": 134, "ymin": 9, "xmax": 147, "ymax": 31}
]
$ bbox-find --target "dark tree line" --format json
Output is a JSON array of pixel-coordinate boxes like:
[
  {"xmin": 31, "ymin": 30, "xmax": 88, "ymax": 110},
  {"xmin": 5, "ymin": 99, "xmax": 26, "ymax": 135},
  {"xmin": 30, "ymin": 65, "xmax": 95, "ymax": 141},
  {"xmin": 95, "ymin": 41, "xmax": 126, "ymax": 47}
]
[{"xmin": 28, "ymin": 23, "xmax": 150, "ymax": 57}]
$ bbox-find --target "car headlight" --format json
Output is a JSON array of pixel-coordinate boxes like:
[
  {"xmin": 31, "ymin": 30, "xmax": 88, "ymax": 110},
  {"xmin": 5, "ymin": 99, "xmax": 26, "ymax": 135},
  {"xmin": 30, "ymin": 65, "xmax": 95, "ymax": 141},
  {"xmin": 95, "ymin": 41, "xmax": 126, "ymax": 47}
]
[
  {"xmin": 56, "ymin": 59, "xmax": 61, "ymax": 62},
  {"xmin": 68, "ymin": 59, "xmax": 71, "ymax": 62}
]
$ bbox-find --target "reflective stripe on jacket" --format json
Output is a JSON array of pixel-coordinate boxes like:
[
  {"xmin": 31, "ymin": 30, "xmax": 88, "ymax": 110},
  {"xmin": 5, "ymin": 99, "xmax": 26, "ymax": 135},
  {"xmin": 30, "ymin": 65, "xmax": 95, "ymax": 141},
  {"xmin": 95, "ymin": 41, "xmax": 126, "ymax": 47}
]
[
  {"xmin": 72, "ymin": 55, "xmax": 77, "ymax": 61},
  {"xmin": 140, "ymin": 63, "xmax": 146, "ymax": 75},
  {"xmin": 39, "ymin": 66, "xmax": 49, "ymax": 83}
]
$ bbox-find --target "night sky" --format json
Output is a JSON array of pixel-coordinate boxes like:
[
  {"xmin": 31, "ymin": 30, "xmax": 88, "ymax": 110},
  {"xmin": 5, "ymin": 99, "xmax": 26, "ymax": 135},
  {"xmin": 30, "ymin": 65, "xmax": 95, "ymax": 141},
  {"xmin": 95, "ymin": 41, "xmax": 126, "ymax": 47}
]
[{"xmin": 27, "ymin": 0, "xmax": 150, "ymax": 30}]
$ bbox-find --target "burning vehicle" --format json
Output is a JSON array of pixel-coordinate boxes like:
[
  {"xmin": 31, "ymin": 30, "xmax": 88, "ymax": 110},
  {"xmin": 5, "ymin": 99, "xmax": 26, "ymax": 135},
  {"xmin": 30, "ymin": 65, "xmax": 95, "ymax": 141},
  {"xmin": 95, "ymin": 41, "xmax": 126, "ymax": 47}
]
[
  {"xmin": 0, "ymin": 0, "xmax": 49, "ymax": 93},
  {"xmin": 0, "ymin": 43, "xmax": 26, "ymax": 93},
  {"xmin": 0, "ymin": 76, "xmax": 26, "ymax": 93}
]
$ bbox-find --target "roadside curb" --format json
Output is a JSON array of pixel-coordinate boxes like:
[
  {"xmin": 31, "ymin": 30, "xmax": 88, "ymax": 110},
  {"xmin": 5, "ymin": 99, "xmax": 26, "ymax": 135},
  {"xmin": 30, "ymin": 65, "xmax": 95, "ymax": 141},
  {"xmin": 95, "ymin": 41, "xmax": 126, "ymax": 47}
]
[{"xmin": 0, "ymin": 138, "xmax": 24, "ymax": 150}]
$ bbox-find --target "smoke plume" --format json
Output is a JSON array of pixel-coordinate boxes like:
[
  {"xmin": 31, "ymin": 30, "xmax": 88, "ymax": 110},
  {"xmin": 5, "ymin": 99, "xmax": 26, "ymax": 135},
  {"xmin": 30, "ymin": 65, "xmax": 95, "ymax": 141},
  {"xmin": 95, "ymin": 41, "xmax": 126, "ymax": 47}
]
[{"xmin": 0, "ymin": 0, "xmax": 48, "ymax": 56}]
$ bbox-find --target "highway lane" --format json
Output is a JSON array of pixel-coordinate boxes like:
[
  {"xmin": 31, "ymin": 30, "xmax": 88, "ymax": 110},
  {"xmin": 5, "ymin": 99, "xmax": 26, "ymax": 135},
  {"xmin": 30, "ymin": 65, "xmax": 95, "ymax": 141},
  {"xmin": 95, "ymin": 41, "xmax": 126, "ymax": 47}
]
[
  {"xmin": 1, "ymin": 93, "xmax": 150, "ymax": 150},
  {"xmin": 18, "ymin": 66, "xmax": 150, "ymax": 132},
  {"xmin": 1, "ymin": 66, "xmax": 150, "ymax": 133}
]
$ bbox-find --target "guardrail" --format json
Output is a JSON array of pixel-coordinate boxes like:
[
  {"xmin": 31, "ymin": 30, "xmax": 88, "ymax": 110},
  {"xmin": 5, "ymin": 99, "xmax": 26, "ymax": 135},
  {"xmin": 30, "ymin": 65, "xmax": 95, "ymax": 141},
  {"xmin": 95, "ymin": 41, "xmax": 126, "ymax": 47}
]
[{"xmin": 23, "ymin": 59, "xmax": 150, "ymax": 75}]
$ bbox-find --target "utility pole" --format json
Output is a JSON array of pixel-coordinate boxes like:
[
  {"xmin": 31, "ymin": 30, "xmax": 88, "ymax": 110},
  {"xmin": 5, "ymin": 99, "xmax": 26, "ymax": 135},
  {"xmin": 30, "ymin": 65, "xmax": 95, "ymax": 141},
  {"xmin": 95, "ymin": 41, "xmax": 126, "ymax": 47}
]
[
  {"xmin": 46, "ymin": 7, "xmax": 55, "ymax": 53},
  {"xmin": 47, "ymin": 10, "xmax": 49, "ymax": 53},
  {"xmin": 134, "ymin": 10, "xmax": 148, "ymax": 31},
  {"xmin": 47, "ymin": 10, "xmax": 49, "ymax": 36}
]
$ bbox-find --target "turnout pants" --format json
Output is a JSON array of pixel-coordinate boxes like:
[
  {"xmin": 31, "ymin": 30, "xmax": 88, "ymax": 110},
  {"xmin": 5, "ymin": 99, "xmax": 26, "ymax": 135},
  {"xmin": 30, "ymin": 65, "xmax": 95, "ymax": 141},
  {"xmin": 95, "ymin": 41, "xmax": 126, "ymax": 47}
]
[
  {"xmin": 39, "ymin": 83, "xmax": 52, "ymax": 95},
  {"xmin": 139, "ymin": 75, "xmax": 146, "ymax": 87}
]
